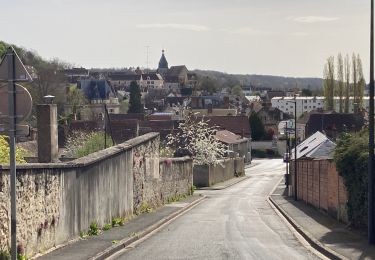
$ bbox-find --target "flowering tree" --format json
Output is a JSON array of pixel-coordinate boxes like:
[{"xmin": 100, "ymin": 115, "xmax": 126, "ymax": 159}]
[{"xmin": 167, "ymin": 110, "xmax": 226, "ymax": 165}]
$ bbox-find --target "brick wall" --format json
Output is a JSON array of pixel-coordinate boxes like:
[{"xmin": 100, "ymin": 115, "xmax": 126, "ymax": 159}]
[{"xmin": 290, "ymin": 159, "xmax": 348, "ymax": 222}]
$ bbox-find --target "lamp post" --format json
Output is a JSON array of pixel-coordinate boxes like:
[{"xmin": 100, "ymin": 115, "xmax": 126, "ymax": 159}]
[
  {"xmin": 369, "ymin": 0, "xmax": 375, "ymax": 245},
  {"xmin": 286, "ymin": 96, "xmax": 298, "ymax": 201}
]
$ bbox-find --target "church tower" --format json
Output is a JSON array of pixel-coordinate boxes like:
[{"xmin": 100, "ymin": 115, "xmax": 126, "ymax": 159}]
[{"xmin": 157, "ymin": 49, "xmax": 169, "ymax": 76}]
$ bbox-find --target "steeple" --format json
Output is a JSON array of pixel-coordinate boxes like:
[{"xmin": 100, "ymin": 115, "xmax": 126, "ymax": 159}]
[{"xmin": 158, "ymin": 49, "xmax": 168, "ymax": 70}]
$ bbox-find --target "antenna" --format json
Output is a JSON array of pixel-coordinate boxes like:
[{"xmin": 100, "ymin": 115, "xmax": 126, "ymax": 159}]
[{"xmin": 145, "ymin": 45, "xmax": 150, "ymax": 73}]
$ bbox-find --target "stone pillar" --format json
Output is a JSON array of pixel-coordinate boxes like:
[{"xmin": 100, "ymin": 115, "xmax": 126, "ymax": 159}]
[{"xmin": 37, "ymin": 104, "xmax": 58, "ymax": 163}]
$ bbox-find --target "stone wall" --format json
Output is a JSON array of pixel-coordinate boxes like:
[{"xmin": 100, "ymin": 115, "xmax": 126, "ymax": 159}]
[
  {"xmin": 289, "ymin": 159, "xmax": 348, "ymax": 223},
  {"xmin": 0, "ymin": 132, "xmax": 193, "ymax": 257},
  {"xmin": 193, "ymin": 157, "xmax": 244, "ymax": 187}
]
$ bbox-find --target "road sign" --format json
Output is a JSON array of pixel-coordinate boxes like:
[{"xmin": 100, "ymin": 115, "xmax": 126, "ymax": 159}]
[
  {"xmin": 0, "ymin": 84, "xmax": 32, "ymax": 123},
  {"xmin": 0, "ymin": 124, "xmax": 30, "ymax": 136},
  {"xmin": 0, "ymin": 47, "xmax": 32, "ymax": 82}
]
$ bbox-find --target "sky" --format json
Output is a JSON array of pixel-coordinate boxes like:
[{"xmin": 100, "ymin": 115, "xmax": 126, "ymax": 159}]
[{"xmin": 0, "ymin": 0, "xmax": 371, "ymax": 78}]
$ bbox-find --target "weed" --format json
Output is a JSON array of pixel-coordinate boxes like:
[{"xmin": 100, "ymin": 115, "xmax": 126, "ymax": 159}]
[
  {"xmin": 136, "ymin": 202, "xmax": 153, "ymax": 215},
  {"xmin": 103, "ymin": 223, "xmax": 111, "ymax": 231},
  {"xmin": 112, "ymin": 240, "xmax": 119, "ymax": 244},
  {"xmin": 0, "ymin": 247, "xmax": 10, "ymax": 260},
  {"xmin": 88, "ymin": 222, "xmax": 99, "ymax": 236},
  {"xmin": 190, "ymin": 185, "xmax": 196, "ymax": 195},
  {"xmin": 79, "ymin": 230, "xmax": 88, "ymax": 239}
]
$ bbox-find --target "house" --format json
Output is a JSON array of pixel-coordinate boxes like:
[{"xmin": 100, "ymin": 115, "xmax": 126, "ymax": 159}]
[
  {"xmin": 290, "ymin": 131, "xmax": 336, "ymax": 160},
  {"xmin": 215, "ymin": 130, "xmax": 251, "ymax": 163},
  {"xmin": 256, "ymin": 107, "xmax": 291, "ymax": 137},
  {"xmin": 107, "ymin": 73, "xmax": 141, "ymax": 90},
  {"xmin": 297, "ymin": 111, "xmax": 364, "ymax": 140},
  {"xmin": 200, "ymin": 115, "xmax": 251, "ymax": 138},
  {"xmin": 62, "ymin": 67, "xmax": 89, "ymax": 83},
  {"xmin": 65, "ymin": 79, "xmax": 120, "ymax": 120},
  {"xmin": 156, "ymin": 50, "xmax": 197, "ymax": 94},
  {"xmin": 272, "ymin": 96, "xmax": 371, "ymax": 117}
]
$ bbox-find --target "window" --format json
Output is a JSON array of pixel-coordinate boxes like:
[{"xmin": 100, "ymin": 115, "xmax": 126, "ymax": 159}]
[{"xmin": 304, "ymin": 106, "xmax": 307, "ymax": 109}]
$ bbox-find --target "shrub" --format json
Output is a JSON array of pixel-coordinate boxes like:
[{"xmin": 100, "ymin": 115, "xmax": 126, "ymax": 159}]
[
  {"xmin": 0, "ymin": 135, "xmax": 27, "ymax": 164},
  {"xmin": 64, "ymin": 131, "xmax": 113, "ymax": 158},
  {"xmin": 334, "ymin": 130, "xmax": 368, "ymax": 227},
  {"xmin": 88, "ymin": 222, "xmax": 99, "ymax": 236}
]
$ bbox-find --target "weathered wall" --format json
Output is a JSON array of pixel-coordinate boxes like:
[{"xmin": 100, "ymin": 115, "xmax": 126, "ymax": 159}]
[
  {"xmin": 193, "ymin": 157, "xmax": 245, "ymax": 187},
  {"xmin": 289, "ymin": 159, "xmax": 348, "ymax": 222},
  {"xmin": 0, "ymin": 132, "xmax": 193, "ymax": 257}
]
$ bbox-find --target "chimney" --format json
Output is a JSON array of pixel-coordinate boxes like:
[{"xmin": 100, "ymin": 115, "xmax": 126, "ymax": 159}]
[
  {"xmin": 224, "ymin": 96, "xmax": 229, "ymax": 109},
  {"xmin": 37, "ymin": 103, "xmax": 58, "ymax": 162}
]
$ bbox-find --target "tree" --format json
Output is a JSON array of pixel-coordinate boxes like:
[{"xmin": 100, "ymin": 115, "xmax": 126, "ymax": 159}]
[
  {"xmin": 336, "ymin": 53, "xmax": 344, "ymax": 113},
  {"xmin": 167, "ymin": 110, "xmax": 226, "ymax": 165},
  {"xmin": 301, "ymin": 88, "xmax": 313, "ymax": 96},
  {"xmin": 231, "ymin": 85, "xmax": 244, "ymax": 97},
  {"xmin": 128, "ymin": 81, "xmax": 144, "ymax": 114},
  {"xmin": 197, "ymin": 77, "xmax": 220, "ymax": 94},
  {"xmin": 323, "ymin": 56, "xmax": 335, "ymax": 110},
  {"xmin": 356, "ymin": 54, "xmax": 365, "ymax": 110},
  {"xmin": 249, "ymin": 112, "xmax": 266, "ymax": 141},
  {"xmin": 66, "ymin": 85, "xmax": 87, "ymax": 116},
  {"xmin": 344, "ymin": 54, "xmax": 351, "ymax": 113}
]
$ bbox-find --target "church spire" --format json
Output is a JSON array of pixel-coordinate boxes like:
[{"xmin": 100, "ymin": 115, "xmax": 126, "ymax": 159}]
[{"xmin": 158, "ymin": 49, "xmax": 168, "ymax": 70}]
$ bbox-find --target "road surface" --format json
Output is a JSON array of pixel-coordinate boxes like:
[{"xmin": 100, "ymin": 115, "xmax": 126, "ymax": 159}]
[{"xmin": 112, "ymin": 159, "xmax": 319, "ymax": 260}]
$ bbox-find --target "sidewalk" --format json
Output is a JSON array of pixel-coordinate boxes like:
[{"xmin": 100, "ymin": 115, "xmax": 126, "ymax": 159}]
[
  {"xmin": 269, "ymin": 180, "xmax": 375, "ymax": 260},
  {"xmin": 197, "ymin": 175, "xmax": 249, "ymax": 190},
  {"xmin": 36, "ymin": 194, "xmax": 205, "ymax": 260}
]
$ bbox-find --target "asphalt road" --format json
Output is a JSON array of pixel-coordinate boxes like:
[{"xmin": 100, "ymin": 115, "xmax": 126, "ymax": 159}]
[{"xmin": 112, "ymin": 159, "xmax": 319, "ymax": 260}]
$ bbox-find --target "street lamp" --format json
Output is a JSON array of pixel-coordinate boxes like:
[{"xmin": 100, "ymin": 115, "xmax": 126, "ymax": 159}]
[
  {"xmin": 286, "ymin": 96, "xmax": 298, "ymax": 201},
  {"xmin": 369, "ymin": 0, "xmax": 375, "ymax": 245}
]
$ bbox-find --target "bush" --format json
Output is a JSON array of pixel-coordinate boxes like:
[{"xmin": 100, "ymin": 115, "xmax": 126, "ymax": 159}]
[
  {"xmin": 64, "ymin": 131, "xmax": 113, "ymax": 158},
  {"xmin": 0, "ymin": 135, "xmax": 27, "ymax": 164},
  {"xmin": 334, "ymin": 130, "xmax": 368, "ymax": 227}
]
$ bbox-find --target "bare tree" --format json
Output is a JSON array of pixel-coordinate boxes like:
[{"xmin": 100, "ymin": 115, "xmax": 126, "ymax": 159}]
[{"xmin": 336, "ymin": 53, "xmax": 344, "ymax": 113}]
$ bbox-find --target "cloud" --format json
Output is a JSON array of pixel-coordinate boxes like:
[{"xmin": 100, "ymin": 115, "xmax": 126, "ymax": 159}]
[
  {"xmin": 222, "ymin": 27, "xmax": 275, "ymax": 35},
  {"xmin": 288, "ymin": 16, "xmax": 339, "ymax": 23},
  {"xmin": 136, "ymin": 23, "xmax": 210, "ymax": 32}
]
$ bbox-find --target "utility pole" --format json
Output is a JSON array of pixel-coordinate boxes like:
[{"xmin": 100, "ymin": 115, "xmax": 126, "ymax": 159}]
[
  {"xmin": 369, "ymin": 0, "xmax": 375, "ymax": 245},
  {"xmin": 294, "ymin": 96, "xmax": 297, "ymax": 201}
]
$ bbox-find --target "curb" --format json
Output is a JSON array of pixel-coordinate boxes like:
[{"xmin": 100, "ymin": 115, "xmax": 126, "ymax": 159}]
[
  {"xmin": 90, "ymin": 195, "xmax": 206, "ymax": 260},
  {"xmin": 197, "ymin": 176, "xmax": 249, "ymax": 191},
  {"xmin": 268, "ymin": 195, "xmax": 348, "ymax": 260}
]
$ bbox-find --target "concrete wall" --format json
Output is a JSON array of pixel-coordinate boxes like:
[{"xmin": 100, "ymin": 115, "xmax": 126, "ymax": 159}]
[
  {"xmin": 193, "ymin": 157, "xmax": 244, "ymax": 187},
  {"xmin": 0, "ymin": 132, "xmax": 193, "ymax": 257},
  {"xmin": 289, "ymin": 159, "xmax": 348, "ymax": 223}
]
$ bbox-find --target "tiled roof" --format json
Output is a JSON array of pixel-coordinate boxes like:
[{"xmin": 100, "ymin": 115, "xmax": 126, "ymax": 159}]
[
  {"xmin": 167, "ymin": 65, "xmax": 188, "ymax": 77},
  {"xmin": 199, "ymin": 115, "xmax": 250, "ymax": 137},
  {"xmin": 109, "ymin": 119, "xmax": 139, "ymax": 144},
  {"xmin": 142, "ymin": 73, "xmax": 162, "ymax": 81},
  {"xmin": 109, "ymin": 113, "xmax": 145, "ymax": 121},
  {"xmin": 108, "ymin": 74, "xmax": 140, "ymax": 81},
  {"xmin": 215, "ymin": 130, "xmax": 248, "ymax": 144}
]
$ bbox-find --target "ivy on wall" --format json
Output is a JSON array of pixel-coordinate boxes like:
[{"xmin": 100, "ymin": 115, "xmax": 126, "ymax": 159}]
[{"xmin": 334, "ymin": 130, "xmax": 368, "ymax": 227}]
